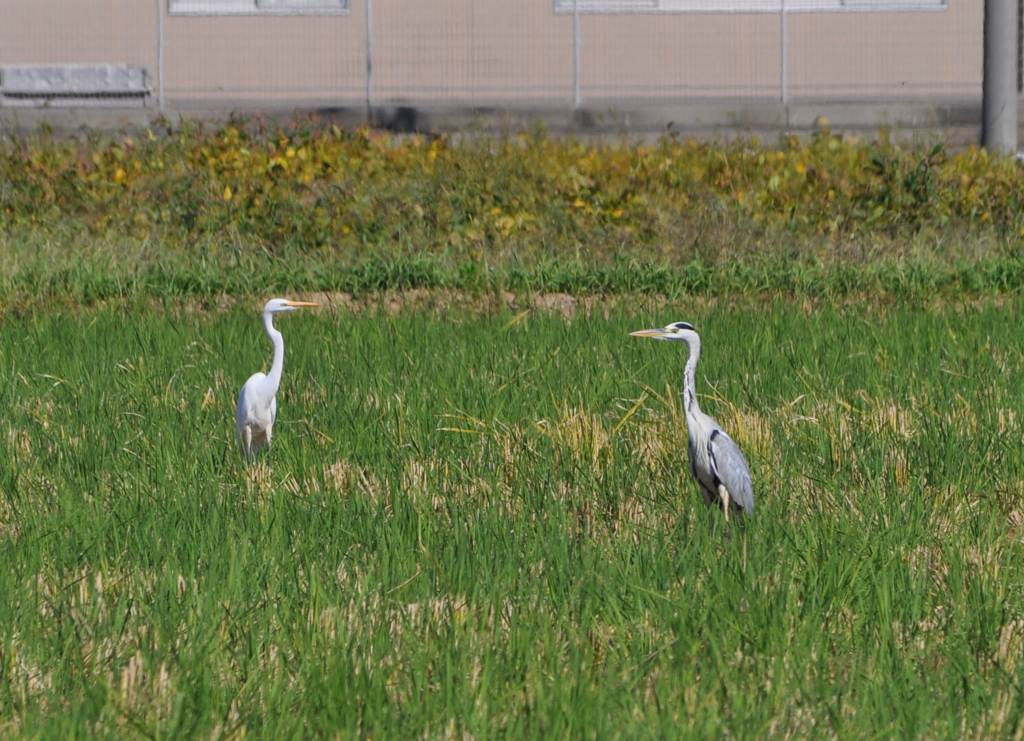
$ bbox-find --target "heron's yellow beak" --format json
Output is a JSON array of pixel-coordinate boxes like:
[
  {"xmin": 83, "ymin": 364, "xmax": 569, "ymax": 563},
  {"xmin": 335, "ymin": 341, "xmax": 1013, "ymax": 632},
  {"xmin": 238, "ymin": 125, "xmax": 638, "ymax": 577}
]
[
  {"xmin": 629, "ymin": 328, "xmax": 670, "ymax": 338},
  {"xmin": 285, "ymin": 301, "xmax": 319, "ymax": 308}
]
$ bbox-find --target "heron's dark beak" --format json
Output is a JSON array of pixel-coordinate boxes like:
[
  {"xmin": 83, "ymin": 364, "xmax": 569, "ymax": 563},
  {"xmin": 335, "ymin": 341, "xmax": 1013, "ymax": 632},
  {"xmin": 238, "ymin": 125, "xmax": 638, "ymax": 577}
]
[{"xmin": 629, "ymin": 328, "xmax": 672, "ymax": 339}]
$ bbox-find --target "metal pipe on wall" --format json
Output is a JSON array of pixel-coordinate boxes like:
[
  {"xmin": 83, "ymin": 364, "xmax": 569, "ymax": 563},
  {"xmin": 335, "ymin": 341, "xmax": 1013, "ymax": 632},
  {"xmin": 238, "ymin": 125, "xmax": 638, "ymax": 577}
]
[
  {"xmin": 366, "ymin": 0, "xmax": 373, "ymax": 123},
  {"xmin": 983, "ymin": 0, "xmax": 1018, "ymax": 153},
  {"xmin": 573, "ymin": 0, "xmax": 581, "ymax": 107},
  {"xmin": 780, "ymin": 0, "xmax": 787, "ymax": 105},
  {"xmin": 157, "ymin": 0, "xmax": 165, "ymax": 109}
]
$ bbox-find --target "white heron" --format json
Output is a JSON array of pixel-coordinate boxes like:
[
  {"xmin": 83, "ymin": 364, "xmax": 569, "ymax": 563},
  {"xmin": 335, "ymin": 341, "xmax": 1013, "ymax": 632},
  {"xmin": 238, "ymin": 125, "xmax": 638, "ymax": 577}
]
[
  {"xmin": 236, "ymin": 298, "xmax": 318, "ymax": 462},
  {"xmin": 630, "ymin": 321, "xmax": 755, "ymax": 533}
]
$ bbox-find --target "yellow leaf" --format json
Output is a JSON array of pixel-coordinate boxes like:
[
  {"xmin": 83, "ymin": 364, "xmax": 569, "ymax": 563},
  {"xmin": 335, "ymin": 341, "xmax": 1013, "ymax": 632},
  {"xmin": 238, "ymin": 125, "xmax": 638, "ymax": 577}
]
[
  {"xmin": 414, "ymin": 204, "xmax": 425, "ymax": 217},
  {"xmin": 489, "ymin": 206, "xmax": 501, "ymax": 215},
  {"xmin": 223, "ymin": 186, "xmax": 233, "ymax": 200},
  {"xmin": 573, "ymin": 199, "xmax": 585, "ymax": 208}
]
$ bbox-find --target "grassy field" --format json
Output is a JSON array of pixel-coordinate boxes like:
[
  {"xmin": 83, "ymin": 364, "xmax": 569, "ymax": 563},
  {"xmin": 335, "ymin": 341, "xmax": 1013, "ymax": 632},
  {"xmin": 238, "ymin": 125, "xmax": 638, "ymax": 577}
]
[{"xmin": 2, "ymin": 298, "xmax": 1024, "ymax": 738}]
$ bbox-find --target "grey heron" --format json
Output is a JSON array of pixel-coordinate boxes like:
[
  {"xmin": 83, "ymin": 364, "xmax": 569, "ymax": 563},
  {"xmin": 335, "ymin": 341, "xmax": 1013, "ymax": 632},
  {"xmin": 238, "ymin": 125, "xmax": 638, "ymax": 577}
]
[
  {"xmin": 631, "ymin": 321, "xmax": 755, "ymax": 532},
  {"xmin": 236, "ymin": 298, "xmax": 318, "ymax": 462}
]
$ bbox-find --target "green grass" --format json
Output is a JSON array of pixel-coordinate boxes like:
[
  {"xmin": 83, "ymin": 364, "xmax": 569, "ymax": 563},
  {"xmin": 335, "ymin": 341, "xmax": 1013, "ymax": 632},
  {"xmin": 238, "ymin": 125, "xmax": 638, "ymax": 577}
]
[
  {"xmin": 2, "ymin": 299, "xmax": 1024, "ymax": 738},
  {"xmin": 8, "ymin": 240, "xmax": 1024, "ymax": 312}
]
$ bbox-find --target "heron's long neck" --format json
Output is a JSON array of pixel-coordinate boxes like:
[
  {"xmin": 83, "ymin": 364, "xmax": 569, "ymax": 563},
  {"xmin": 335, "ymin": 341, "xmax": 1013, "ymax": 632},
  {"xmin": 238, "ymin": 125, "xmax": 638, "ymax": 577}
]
[
  {"xmin": 682, "ymin": 337, "xmax": 701, "ymax": 415},
  {"xmin": 263, "ymin": 311, "xmax": 285, "ymax": 392}
]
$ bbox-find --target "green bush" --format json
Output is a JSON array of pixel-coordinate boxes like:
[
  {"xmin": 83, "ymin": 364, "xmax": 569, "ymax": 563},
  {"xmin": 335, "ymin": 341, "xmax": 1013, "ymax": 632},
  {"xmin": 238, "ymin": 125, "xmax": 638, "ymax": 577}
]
[{"xmin": 3, "ymin": 118, "xmax": 1024, "ymax": 303}]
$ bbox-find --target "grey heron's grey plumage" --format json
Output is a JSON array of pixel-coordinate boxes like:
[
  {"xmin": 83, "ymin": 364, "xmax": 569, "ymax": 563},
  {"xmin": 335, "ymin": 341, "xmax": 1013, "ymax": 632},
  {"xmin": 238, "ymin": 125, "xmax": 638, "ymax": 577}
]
[{"xmin": 630, "ymin": 321, "xmax": 755, "ymax": 530}]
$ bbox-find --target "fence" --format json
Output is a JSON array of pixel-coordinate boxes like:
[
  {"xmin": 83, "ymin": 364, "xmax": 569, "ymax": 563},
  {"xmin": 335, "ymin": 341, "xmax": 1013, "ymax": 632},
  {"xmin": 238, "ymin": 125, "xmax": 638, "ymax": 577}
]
[{"xmin": 0, "ymin": 0, "xmax": 989, "ymax": 117}]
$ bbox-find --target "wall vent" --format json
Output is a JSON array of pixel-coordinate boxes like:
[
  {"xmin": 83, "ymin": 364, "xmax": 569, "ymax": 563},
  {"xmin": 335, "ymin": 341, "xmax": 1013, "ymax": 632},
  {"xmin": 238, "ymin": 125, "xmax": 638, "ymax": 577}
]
[{"xmin": 0, "ymin": 65, "xmax": 149, "ymax": 107}]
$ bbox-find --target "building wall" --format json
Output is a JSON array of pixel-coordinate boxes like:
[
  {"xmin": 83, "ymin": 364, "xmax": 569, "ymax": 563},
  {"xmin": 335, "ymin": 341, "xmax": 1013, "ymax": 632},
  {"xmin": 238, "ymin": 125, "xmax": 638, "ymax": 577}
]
[
  {"xmin": 0, "ymin": 0, "xmax": 158, "ymax": 72},
  {"xmin": 787, "ymin": 0, "xmax": 981, "ymax": 98},
  {"xmin": 372, "ymin": 0, "xmax": 576, "ymax": 102},
  {"xmin": 165, "ymin": 14, "xmax": 365, "ymax": 104},
  {"xmin": 0, "ymin": 0, "xmax": 984, "ymax": 108}
]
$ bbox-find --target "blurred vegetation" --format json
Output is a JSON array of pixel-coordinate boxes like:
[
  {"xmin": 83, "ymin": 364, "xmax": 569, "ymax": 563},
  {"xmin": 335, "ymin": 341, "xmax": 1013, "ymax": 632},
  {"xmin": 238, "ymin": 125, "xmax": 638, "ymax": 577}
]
[{"xmin": 3, "ymin": 117, "xmax": 1024, "ymax": 302}]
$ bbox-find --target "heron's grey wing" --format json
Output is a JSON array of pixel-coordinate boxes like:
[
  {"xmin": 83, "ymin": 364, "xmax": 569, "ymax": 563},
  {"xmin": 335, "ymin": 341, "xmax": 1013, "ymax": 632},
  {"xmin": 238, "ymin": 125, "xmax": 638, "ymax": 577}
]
[
  {"xmin": 707, "ymin": 429, "xmax": 755, "ymax": 517},
  {"xmin": 687, "ymin": 436, "xmax": 699, "ymax": 482}
]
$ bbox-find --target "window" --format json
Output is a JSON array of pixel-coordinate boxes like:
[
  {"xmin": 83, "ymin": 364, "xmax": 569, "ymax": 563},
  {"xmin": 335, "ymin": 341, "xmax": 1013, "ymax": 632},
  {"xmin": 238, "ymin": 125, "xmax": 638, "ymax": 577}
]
[
  {"xmin": 554, "ymin": 0, "xmax": 944, "ymax": 12},
  {"xmin": 169, "ymin": 0, "xmax": 347, "ymax": 15}
]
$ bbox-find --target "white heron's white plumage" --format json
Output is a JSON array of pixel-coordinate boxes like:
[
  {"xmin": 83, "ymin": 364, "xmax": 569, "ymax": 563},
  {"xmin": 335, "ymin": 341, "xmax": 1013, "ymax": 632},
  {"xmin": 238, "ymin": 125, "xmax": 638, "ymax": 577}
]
[
  {"xmin": 631, "ymin": 321, "xmax": 755, "ymax": 527},
  {"xmin": 235, "ymin": 298, "xmax": 317, "ymax": 462}
]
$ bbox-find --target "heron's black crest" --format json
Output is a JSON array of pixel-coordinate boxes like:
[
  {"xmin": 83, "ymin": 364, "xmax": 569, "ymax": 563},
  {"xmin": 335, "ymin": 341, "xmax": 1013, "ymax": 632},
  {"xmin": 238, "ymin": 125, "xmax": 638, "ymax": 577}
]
[{"xmin": 671, "ymin": 322, "xmax": 695, "ymax": 331}]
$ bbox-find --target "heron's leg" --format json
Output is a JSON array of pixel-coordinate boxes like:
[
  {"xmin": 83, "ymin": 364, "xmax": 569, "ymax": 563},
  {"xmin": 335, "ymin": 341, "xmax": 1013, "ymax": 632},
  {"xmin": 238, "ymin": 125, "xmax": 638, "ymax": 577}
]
[
  {"xmin": 265, "ymin": 422, "xmax": 274, "ymax": 450},
  {"xmin": 699, "ymin": 484, "xmax": 716, "ymax": 536},
  {"xmin": 736, "ymin": 507, "xmax": 748, "ymax": 534},
  {"xmin": 241, "ymin": 426, "xmax": 253, "ymax": 465},
  {"xmin": 719, "ymin": 485, "xmax": 732, "ymax": 539}
]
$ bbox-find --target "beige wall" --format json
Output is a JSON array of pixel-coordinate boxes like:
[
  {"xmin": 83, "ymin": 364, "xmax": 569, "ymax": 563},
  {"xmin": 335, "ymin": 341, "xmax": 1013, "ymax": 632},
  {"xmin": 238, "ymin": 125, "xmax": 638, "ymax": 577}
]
[
  {"xmin": 165, "ymin": 14, "xmax": 365, "ymax": 104},
  {"xmin": 581, "ymin": 14, "xmax": 784, "ymax": 99},
  {"xmin": 787, "ymin": 0, "xmax": 982, "ymax": 97},
  {"xmin": 373, "ymin": 0, "xmax": 575, "ymax": 103},
  {"xmin": 0, "ymin": 0, "xmax": 157, "ymax": 72},
  {"xmin": 0, "ymin": 0, "xmax": 984, "ymax": 107}
]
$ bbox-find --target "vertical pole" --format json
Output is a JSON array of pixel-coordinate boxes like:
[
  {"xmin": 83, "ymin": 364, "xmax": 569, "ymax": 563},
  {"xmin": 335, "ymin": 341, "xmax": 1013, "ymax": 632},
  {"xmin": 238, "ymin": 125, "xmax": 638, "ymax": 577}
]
[
  {"xmin": 157, "ymin": 0, "xmax": 165, "ymax": 109},
  {"xmin": 1018, "ymin": 0, "xmax": 1023, "ymax": 94},
  {"xmin": 573, "ymin": 0, "xmax": 581, "ymax": 107},
  {"xmin": 366, "ymin": 0, "xmax": 373, "ymax": 125},
  {"xmin": 983, "ymin": 0, "xmax": 1018, "ymax": 153},
  {"xmin": 780, "ymin": 0, "xmax": 787, "ymax": 105}
]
